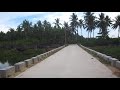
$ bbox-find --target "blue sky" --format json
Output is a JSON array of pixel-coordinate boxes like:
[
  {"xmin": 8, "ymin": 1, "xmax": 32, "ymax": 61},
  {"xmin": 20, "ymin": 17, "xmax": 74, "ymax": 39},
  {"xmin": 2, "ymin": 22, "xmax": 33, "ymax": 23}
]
[{"xmin": 0, "ymin": 12, "xmax": 120, "ymax": 38}]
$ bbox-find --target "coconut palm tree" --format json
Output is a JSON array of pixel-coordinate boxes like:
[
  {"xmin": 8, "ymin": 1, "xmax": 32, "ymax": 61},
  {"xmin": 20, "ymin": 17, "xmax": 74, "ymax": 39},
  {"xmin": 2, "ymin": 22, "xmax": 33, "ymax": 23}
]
[
  {"xmin": 54, "ymin": 18, "xmax": 62, "ymax": 29},
  {"xmin": 63, "ymin": 21, "xmax": 70, "ymax": 44},
  {"xmin": 70, "ymin": 13, "xmax": 78, "ymax": 42},
  {"xmin": 90, "ymin": 15, "xmax": 96, "ymax": 38},
  {"xmin": 84, "ymin": 12, "xmax": 96, "ymax": 38},
  {"xmin": 78, "ymin": 19, "xmax": 84, "ymax": 36},
  {"xmin": 20, "ymin": 19, "xmax": 32, "ymax": 39},
  {"xmin": 112, "ymin": 15, "xmax": 120, "ymax": 38},
  {"xmin": 97, "ymin": 13, "xmax": 112, "ymax": 39},
  {"xmin": 16, "ymin": 25, "xmax": 22, "ymax": 32},
  {"xmin": 43, "ymin": 20, "xmax": 48, "ymax": 30}
]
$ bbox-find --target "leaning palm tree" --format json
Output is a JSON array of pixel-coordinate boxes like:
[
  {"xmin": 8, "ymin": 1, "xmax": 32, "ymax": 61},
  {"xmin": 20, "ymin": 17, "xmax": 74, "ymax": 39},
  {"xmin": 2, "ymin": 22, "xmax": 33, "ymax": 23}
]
[{"xmin": 112, "ymin": 15, "xmax": 120, "ymax": 38}]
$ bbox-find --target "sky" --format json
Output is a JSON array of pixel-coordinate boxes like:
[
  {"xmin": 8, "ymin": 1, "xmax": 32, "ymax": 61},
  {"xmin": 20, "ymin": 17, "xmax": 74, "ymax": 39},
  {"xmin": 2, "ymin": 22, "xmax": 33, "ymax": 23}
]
[{"xmin": 0, "ymin": 12, "xmax": 120, "ymax": 38}]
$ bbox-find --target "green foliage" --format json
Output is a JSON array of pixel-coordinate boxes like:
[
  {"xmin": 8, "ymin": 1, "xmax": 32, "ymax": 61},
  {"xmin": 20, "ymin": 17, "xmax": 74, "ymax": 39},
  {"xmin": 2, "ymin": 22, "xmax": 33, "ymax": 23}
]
[
  {"xmin": 80, "ymin": 37, "xmax": 120, "ymax": 60},
  {"xmin": 91, "ymin": 46, "xmax": 120, "ymax": 60},
  {"xmin": 1, "ymin": 12, "xmax": 120, "ymax": 66},
  {"xmin": 0, "ymin": 18, "xmax": 78, "ymax": 65},
  {"xmin": 0, "ymin": 48, "xmax": 45, "ymax": 65}
]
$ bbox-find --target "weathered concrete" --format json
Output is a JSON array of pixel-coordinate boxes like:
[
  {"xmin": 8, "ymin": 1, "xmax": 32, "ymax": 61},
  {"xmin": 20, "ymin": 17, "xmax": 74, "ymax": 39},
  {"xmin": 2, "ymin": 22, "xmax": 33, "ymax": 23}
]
[
  {"xmin": 0, "ymin": 45, "xmax": 65, "ymax": 78},
  {"xmin": 0, "ymin": 66, "xmax": 15, "ymax": 78},
  {"xmin": 14, "ymin": 62, "xmax": 26, "ymax": 72},
  {"xmin": 42, "ymin": 53, "xmax": 47, "ymax": 59},
  {"xmin": 116, "ymin": 61, "xmax": 120, "ymax": 69},
  {"xmin": 110, "ymin": 58, "xmax": 119, "ymax": 67},
  {"xmin": 25, "ymin": 59, "xmax": 33, "ymax": 67},
  {"xmin": 32, "ymin": 57, "xmax": 39, "ymax": 64},
  {"xmin": 102, "ymin": 55, "xmax": 112, "ymax": 63},
  {"xmin": 15, "ymin": 44, "xmax": 117, "ymax": 78},
  {"xmin": 80, "ymin": 44, "xmax": 119, "ymax": 65},
  {"xmin": 36, "ymin": 55, "xmax": 42, "ymax": 61}
]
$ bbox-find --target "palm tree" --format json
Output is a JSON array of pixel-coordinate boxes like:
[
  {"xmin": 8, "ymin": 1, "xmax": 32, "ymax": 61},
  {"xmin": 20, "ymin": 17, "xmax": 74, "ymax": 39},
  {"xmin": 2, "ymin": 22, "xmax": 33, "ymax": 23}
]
[
  {"xmin": 97, "ymin": 13, "xmax": 112, "ymax": 39},
  {"xmin": 91, "ymin": 15, "xmax": 96, "ymax": 38},
  {"xmin": 9, "ymin": 28, "xmax": 15, "ymax": 33},
  {"xmin": 70, "ymin": 13, "xmax": 78, "ymax": 42},
  {"xmin": 16, "ymin": 25, "xmax": 22, "ymax": 32},
  {"xmin": 84, "ymin": 12, "xmax": 91, "ymax": 38},
  {"xmin": 54, "ymin": 18, "xmax": 62, "ymax": 29},
  {"xmin": 37, "ymin": 20, "xmax": 43, "ymax": 30},
  {"xmin": 9, "ymin": 28, "xmax": 16, "ymax": 45},
  {"xmin": 33, "ymin": 24, "xmax": 38, "ymax": 32},
  {"xmin": 43, "ymin": 20, "xmax": 48, "ymax": 30},
  {"xmin": 43, "ymin": 20, "xmax": 51, "ymax": 30},
  {"xmin": 84, "ymin": 12, "xmax": 96, "ymax": 38},
  {"xmin": 78, "ymin": 19, "xmax": 84, "ymax": 36},
  {"xmin": 63, "ymin": 21, "xmax": 69, "ymax": 44},
  {"xmin": 20, "ymin": 19, "xmax": 32, "ymax": 39},
  {"xmin": 112, "ymin": 15, "xmax": 120, "ymax": 38}
]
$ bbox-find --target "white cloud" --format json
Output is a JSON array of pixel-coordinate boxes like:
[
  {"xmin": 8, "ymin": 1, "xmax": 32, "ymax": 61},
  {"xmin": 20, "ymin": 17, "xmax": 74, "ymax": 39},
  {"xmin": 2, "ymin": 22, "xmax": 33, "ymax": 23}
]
[
  {"xmin": 0, "ymin": 24, "xmax": 10, "ymax": 33},
  {"xmin": 45, "ymin": 12, "xmax": 74, "ymax": 26},
  {"xmin": 0, "ymin": 12, "xmax": 120, "ymax": 37}
]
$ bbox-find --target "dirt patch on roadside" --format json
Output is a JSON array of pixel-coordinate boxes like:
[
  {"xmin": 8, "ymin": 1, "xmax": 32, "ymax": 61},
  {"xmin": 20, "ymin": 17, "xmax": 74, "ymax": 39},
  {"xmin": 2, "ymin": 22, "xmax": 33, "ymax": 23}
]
[{"xmin": 106, "ymin": 65, "xmax": 120, "ymax": 77}]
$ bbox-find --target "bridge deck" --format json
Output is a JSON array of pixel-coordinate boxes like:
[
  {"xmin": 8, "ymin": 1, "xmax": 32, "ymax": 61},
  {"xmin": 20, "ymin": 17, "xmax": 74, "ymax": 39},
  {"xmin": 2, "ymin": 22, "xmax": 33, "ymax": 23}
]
[{"xmin": 15, "ymin": 44, "xmax": 117, "ymax": 78}]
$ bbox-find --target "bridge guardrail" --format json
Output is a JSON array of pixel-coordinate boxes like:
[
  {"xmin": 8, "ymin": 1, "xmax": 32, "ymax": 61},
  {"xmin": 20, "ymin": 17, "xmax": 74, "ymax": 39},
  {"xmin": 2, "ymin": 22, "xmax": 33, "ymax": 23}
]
[
  {"xmin": 78, "ymin": 44, "xmax": 120, "ymax": 69},
  {"xmin": 0, "ymin": 45, "xmax": 66, "ymax": 78}
]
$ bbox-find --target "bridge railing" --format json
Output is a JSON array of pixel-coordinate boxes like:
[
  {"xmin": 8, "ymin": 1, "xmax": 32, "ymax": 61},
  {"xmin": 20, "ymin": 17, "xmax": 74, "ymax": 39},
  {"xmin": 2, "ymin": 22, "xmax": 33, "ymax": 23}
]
[
  {"xmin": 0, "ymin": 45, "xmax": 66, "ymax": 78},
  {"xmin": 78, "ymin": 44, "xmax": 120, "ymax": 70}
]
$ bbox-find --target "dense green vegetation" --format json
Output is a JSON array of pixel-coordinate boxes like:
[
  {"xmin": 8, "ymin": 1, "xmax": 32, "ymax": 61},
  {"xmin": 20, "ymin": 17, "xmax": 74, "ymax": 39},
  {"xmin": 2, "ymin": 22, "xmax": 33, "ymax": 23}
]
[
  {"xmin": 0, "ymin": 13, "xmax": 81, "ymax": 65},
  {"xmin": 90, "ymin": 46, "xmax": 120, "ymax": 60},
  {"xmin": 0, "ymin": 48, "xmax": 45, "ymax": 65},
  {"xmin": 80, "ymin": 37, "xmax": 120, "ymax": 60},
  {"xmin": 0, "ymin": 12, "xmax": 120, "ymax": 66}
]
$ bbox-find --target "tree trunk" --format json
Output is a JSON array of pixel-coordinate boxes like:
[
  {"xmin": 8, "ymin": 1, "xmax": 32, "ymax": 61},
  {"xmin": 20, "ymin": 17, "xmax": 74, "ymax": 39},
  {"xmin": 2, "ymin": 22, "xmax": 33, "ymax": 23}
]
[
  {"xmin": 77, "ymin": 29, "xmax": 78, "ymax": 43},
  {"xmin": 90, "ymin": 32, "xmax": 91, "ymax": 39},
  {"xmin": 93, "ymin": 30, "xmax": 94, "ymax": 38},
  {"xmin": 118, "ymin": 26, "xmax": 120, "ymax": 38},
  {"xmin": 75, "ymin": 31, "xmax": 77, "ymax": 43},
  {"xmin": 88, "ymin": 31, "xmax": 89, "ymax": 40},
  {"xmin": 81, "ymin": 28, "xmax": 82, "ymax": 36},
  {"xmin": 65, "ymin": 29, "xmax": 67, "ymax": 45}
]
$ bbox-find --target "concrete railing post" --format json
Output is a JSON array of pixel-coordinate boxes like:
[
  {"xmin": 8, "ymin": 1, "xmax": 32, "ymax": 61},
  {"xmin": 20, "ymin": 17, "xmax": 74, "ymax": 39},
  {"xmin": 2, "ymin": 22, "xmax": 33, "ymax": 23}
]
[
  {"xmin": 0, "ymin": 66, "xmax": 15, "ymax": 78},
  {"xmin": 79, "ymin": 44, "xmax": 119, "ymax": 68},
  {"xmin": 14, "ymin": 62, "xmax": 26, "ymax": 72},
  {"xmin": 24, "ymin": 59, "xmax": 33, "ymax": 68}
]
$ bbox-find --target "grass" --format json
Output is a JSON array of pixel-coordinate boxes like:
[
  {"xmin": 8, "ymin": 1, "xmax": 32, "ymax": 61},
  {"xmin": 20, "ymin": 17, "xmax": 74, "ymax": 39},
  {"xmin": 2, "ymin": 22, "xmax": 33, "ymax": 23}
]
[
  {"xmin": 90, "ymin": 46, "xmax": 120, "ymax": 61},
  {"xmin": 0, "ymin": 48, "xmax": 50, "ymax": 65}
]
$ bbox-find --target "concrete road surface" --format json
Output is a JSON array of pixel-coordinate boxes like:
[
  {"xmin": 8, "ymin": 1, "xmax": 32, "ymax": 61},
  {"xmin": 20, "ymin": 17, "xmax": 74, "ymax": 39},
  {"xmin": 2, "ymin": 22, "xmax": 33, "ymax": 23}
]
[{"xmin": 15, "ymin": 44, "xmax": 117, "ymax": 78}]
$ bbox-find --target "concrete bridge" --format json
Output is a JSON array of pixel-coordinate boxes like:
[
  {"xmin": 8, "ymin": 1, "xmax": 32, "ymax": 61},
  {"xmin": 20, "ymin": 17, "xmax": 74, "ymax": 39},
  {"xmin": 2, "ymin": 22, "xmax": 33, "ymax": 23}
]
[{"xmin": 1, "ymin": 44, "xmax": 120, "ymax": 78}]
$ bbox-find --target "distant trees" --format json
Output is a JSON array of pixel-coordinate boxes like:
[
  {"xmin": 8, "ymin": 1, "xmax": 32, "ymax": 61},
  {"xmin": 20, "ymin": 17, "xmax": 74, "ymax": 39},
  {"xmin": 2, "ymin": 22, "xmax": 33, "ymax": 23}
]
[
  {"xmin": 1, "ymin": 12, "xmax": 120, "ymax": 48},
  {"xmin": 54, "ymin": 18, "xmax": 62, "ymax": 29},
  {"xmin": 1, "ymin": 12, "xmax": 120, "ymax": 65},
  {"xmin": 20, "ymin": 19, "xmax": 32, "ymax": 39}
]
